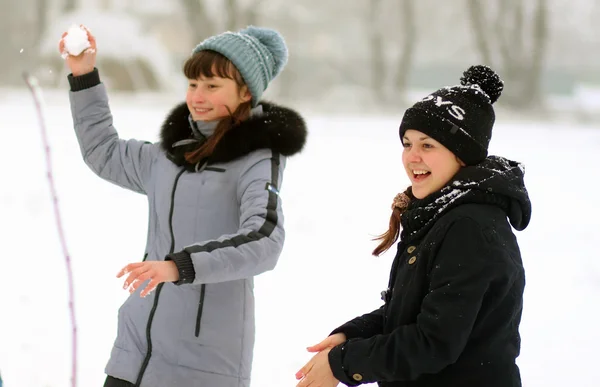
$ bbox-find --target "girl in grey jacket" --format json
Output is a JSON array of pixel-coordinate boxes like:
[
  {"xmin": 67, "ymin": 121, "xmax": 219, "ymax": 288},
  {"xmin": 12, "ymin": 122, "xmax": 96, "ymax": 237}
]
[{"xmin": 59, "ymin": 26, "xmax": 306, "ymax": 387}]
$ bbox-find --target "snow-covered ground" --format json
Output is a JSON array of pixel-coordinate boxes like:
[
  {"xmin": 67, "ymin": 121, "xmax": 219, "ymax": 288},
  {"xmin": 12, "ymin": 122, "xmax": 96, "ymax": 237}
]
[{"xmin": 0, "ymin": 87, "xmax": 599, "ymax": 387}]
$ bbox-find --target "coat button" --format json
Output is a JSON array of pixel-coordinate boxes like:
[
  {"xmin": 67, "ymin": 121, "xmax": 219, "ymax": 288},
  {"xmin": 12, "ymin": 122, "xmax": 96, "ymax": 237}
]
[
  {"xmin": 352, "ymin": 373, "xmax": 363, "ymax": 381},
  {"xmin": 408, "ymin": 256, "xmax": 417, "ymax": 265},
  {"xmin": 407, "ymin": 246, "xmax": 416, "ymax": 253}
]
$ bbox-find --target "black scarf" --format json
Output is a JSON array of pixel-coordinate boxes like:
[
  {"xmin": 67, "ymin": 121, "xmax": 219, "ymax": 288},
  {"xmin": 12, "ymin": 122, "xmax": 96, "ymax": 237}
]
[{"xmin": 400, "ymin": 156, "xmax": 532, "ymax": 243}]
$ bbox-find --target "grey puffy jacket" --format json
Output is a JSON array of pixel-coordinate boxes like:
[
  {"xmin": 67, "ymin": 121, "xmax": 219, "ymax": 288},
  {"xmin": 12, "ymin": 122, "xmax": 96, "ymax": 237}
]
[{"xmin": 68, "ymin": 72, "xmax": 306, "ymax": 387}]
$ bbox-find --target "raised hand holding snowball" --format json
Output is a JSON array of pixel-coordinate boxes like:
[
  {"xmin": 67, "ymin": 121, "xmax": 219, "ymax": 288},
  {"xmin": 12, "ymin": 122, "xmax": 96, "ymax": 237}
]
[
  {"xmin": 63, "ymin": 24, "xmax": 92, "ymax": 56},
  {"xmin": 58, "ymin": 25, "xmax": 96, "ymax": 76}
]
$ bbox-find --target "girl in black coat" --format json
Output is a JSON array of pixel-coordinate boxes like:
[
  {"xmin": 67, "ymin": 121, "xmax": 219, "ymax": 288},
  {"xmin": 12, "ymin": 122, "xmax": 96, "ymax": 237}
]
[{"xmin": 296, "ymin": 65, "xmax": 532, "ymax": 387}]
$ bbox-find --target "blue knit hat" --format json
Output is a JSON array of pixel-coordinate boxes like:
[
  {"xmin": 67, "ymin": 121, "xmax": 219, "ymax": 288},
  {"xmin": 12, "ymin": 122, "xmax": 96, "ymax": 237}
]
[{"xmin": 192, "ymin": 26, "xmax": 288, "ymax": 107}]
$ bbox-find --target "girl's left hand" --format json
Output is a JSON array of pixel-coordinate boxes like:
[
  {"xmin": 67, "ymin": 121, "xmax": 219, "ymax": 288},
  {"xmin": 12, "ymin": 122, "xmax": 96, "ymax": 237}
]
[
  {"xmin": 117, "ymin": 261, "xmax": 180, "ymax": 298},
  {"xmin": 295, "ymin": 348, "xmax": 340, "ymax": 387}
]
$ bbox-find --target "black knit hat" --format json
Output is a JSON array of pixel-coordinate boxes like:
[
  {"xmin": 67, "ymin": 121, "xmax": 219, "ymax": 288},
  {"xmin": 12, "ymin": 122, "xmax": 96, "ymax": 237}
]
[{"xmin": 399, "ymin": 65, "xmax": 504, "ymax": 165}]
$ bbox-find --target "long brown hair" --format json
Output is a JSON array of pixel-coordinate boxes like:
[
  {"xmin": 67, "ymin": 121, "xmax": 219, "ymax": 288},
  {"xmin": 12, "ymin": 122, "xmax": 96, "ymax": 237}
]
[
  {"xmin": 372, "ymin": 187, "xmax": 413, "ymax": 256},
  {"xmin": 183, "ymin": 50, "xmax": 252, "ymax": 165}
]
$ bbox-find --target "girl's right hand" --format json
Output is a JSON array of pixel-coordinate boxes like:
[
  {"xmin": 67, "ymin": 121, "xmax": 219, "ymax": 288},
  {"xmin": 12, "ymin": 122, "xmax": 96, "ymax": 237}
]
[
  {"xmin": 306, "ymin": 333, "xmax": 347, "ymax": 353},
  {"xmin": 58, "ymin": 26, "xmax": 97, "ymax": 76}
]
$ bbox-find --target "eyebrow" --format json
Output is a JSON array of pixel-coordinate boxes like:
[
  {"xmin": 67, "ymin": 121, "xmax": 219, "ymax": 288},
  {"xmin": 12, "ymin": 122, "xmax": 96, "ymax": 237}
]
[{"xmin": 402, "ymin": 135, "xmax": 431, "ymax": 141}]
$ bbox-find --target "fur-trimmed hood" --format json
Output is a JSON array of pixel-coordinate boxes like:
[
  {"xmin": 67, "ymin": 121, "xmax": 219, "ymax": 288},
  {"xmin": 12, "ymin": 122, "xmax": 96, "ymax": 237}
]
[{"xmin": 159, "ymin": 101, "xmax": 307, "ymax": 168}]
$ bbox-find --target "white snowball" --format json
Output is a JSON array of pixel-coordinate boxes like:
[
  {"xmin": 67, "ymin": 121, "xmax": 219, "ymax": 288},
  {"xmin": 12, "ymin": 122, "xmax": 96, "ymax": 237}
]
[{"xmin": 63, "ymin": 25, "xmax": 91, "ymax": 57}]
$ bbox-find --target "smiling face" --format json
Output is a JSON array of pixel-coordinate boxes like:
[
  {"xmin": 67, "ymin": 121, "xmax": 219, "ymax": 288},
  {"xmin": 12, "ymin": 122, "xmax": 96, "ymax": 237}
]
[
  {"xmin": 186, "ymin": 76, "xmax": 250, "ymax": 122},
  {"xmin": 183, "ymin": 50, "xmax": 252, "ymax": 122},
  {"xmin": 402, "ymin": 129, "xmax": 465, "ymax": 199}
]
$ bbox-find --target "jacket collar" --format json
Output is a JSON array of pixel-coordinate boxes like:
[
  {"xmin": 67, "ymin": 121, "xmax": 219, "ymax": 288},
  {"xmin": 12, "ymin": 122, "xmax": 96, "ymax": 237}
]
[{"xmin": 159, "ymin": 101, "xmax": 307, "ymax": 168}]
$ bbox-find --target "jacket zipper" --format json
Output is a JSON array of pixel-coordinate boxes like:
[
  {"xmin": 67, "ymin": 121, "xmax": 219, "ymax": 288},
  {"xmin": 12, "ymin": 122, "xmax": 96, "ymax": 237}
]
[
  {"xmin": 195, "ymin": 284, "xmax": 206, "ymax": 337},
  {"xmin": 193, "ymin": 164, "xmax": 228, "ymax": 336},
  {"xmin": 134, "ymin": 168, "xmax": 186, "ymax": 387}
]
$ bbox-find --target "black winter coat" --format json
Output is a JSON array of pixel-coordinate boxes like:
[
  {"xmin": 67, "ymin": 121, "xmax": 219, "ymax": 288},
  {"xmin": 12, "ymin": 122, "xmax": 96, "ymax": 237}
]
[{"xmin": 328, "ymin": 156, "xmax": 532, "ymax": 387}]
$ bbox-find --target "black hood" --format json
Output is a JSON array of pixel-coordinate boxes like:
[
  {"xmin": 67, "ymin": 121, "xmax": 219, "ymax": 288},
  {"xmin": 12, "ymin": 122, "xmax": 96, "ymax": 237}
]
[
  {"xmin": 451, "ymin": 156, "xmax": 531, "ymax": 231},
  {"xmin": 159, "ymin": 101, "xmax": 307, "ymax": 167}
]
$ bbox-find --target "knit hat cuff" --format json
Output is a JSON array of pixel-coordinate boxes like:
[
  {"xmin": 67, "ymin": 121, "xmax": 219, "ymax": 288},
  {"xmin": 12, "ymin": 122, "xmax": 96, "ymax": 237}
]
[{"xmin": 399, "ymin": 107, "xmax": 487, "ymax": 165}]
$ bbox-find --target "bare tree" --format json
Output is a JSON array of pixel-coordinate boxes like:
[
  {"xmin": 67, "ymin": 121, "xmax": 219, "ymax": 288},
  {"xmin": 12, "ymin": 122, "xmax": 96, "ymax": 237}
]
[
  {"xmin": 243, "ymin": 4, "xmax": 261, "ymax": 27},
  {"xmin": 524, "ymin": 0, "xmax": 548, "ymax": 105},
  {"xmin": 63, "ymin": 0, "xmax": 77, "ymax": 12},
  {"xmin": 226, "ymin": 0, "xmax": 265, "ymax": 31},
  {"xmin": 180, "ymin": 0, "xmax": 264, "ymax": 43},
  {"xmin": 467, "ymin": 0, "xmax": 492, "ymax": 64},
  {"xmin": 100, "ymin": 0, "xmax": 112, "ymax": 10},
  {"xmin": 0, "ymin": 0, "xmax": 39, "ymax": 85},
  {"xmin": 240, "ymin": 0, "xmax": 266, "ymax": 28},
  {"xmin": 179, "ymin": 0, "xmax": 216, "ymax": 43},
  {"xmin": 467, "ymin": 0, "xmax": 549, "ymax": 109},
  {"xmin": 36, "ymin": 0, "xmax": 49, "ymax": 50},
  {"xmin": 394, "ymin": 0, "xmax": 417, "ymax": 99},
  {"xmin": 0, "ymin": 2, "xmax": 15, "ymax": 84},
  {"xmin": 369, "ymin": 0, "xmax": 386, "ymax": 102},
  {"xmin": 225, "ymin": 0, "xmax": 238, "ymax": 31}
]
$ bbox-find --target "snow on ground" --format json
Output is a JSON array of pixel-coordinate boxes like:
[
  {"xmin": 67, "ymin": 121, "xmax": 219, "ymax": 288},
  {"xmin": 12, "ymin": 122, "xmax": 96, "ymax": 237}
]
[{"xmin": 0, "ymin": 87, "xmax": 599, "ymax": 386}]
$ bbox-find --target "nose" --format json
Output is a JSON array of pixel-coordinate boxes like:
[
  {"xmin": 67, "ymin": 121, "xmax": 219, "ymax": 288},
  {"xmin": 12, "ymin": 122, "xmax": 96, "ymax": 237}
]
[
  {"xmin": 404, "ymin": 146, "xmax": 422, "ymax": 163},
  {"xmin": 191, "ymin": 87, "xmax": 206, "ymax": 104}
]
